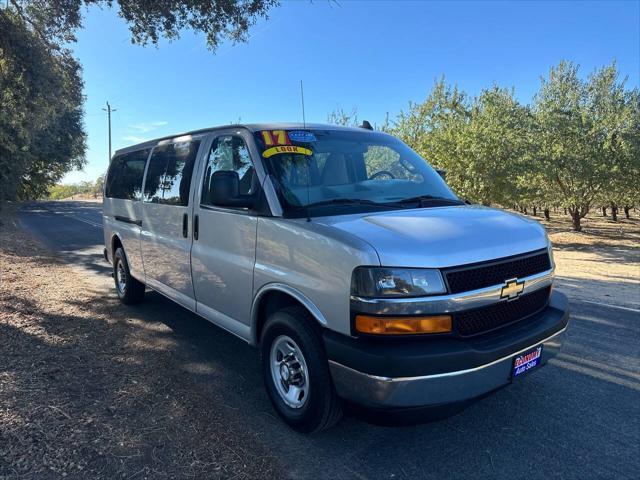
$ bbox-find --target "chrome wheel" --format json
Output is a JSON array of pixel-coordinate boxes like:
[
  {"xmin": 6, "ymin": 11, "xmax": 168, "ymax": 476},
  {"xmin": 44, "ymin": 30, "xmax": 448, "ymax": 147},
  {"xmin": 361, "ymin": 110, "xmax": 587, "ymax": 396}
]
[
  {"xmin": 270, "ymin": 335, "xmax": 309, "ymax": 409},
  {"xmin": 116, "ymin": 260, "xmax": 127, "ymax": 294}
]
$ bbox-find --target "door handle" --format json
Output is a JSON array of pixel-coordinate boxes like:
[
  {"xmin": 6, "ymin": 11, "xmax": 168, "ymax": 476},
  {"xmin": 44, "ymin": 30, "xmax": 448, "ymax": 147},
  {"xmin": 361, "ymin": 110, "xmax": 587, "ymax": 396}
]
[
  {"xmin": 182, "ymin": 213, "xmax": 188, "ymax": 238},
  {"xmin": 194, "ymin": 214, "xmax": 199, "ymax": 241},
  {"xmin": 115, "ymin": 215, "xmax": 142, "ymax": 227}
]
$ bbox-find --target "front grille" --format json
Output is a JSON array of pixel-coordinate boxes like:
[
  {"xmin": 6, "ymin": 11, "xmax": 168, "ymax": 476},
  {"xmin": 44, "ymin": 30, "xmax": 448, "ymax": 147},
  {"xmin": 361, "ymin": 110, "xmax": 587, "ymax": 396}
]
[
  {"xmin": 455, "ymin": 287, "xmax": 551, "ymax": 337},
  {"xmin": 443, "ymin": 249, "xmax": 551, "ymax": 294}
]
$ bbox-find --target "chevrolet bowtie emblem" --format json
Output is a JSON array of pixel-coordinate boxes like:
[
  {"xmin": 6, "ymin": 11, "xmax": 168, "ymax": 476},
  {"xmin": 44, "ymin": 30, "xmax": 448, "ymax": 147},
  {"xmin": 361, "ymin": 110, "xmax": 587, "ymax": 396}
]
[{"xmin": 500, "ymin": 278, "xmax": 525, "ymax": 300}]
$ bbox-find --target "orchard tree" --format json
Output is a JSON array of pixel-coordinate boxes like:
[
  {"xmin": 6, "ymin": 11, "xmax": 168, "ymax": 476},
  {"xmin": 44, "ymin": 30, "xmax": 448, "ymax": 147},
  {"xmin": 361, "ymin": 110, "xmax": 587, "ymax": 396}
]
[
  {"xmin": 594, "ymin": 77, "xmax": 640, "ymax": 220},
  {"xmin": 327, "ymin": 107, "xmax": 360, "ymax": 127},
  {"xmin": 451, "ymin": 86, "xmax": 535, "ymax": 206},
  {"xmin": 532, "ymin": 61, "xmax": 636, "ymax": 231},
  {"xmin": 390, "ymin": 80, "xmax": 535, "ymax": 206},
  {"xmin": 391, "ymin": 77, "xmax": 468, "ymax": 170}
]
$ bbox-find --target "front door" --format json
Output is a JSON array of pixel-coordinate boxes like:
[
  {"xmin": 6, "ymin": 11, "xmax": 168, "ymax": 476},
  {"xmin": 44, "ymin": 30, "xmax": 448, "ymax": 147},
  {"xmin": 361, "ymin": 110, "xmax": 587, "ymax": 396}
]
[
  {"xmin": 139, "ymin": 138, "xmax": 203, "ymax": 309},
  {"xmin": 191, "ymin": 132, "xmax": 259, "ymax": 339}
]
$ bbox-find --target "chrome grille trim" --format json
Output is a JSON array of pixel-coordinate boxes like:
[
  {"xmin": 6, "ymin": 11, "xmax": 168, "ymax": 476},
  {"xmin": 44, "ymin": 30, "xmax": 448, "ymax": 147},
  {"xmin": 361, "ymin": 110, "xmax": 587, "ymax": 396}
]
[{"xmin": 350, "ymin": 268, "xmax": 554, "ymax": 316}]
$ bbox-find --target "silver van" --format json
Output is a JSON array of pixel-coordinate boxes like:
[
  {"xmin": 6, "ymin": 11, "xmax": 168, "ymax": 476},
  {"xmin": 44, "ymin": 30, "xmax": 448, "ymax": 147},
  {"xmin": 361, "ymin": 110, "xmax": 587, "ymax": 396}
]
[{"xmin": 103, "ymin": 123, "xmax": 569, "ymax": 432}]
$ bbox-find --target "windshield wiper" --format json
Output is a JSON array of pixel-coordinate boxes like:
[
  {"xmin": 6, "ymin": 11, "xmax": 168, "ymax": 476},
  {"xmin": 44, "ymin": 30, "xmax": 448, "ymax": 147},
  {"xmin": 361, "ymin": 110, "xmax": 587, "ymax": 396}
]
[
  {"xmin": 304, "ymin": 198, "xmax": 403, "ymax": 209},
  {"xmin": 395, "ymin": 195, "xmax": 464, "ymax": 206}
]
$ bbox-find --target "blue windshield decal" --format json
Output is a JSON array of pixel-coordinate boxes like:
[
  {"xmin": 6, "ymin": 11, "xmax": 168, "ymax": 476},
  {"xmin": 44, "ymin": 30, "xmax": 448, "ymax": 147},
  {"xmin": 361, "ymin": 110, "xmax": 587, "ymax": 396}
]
[{"xmin": 287, "ymin": 130, "xmax": 316, "ymax": 143}]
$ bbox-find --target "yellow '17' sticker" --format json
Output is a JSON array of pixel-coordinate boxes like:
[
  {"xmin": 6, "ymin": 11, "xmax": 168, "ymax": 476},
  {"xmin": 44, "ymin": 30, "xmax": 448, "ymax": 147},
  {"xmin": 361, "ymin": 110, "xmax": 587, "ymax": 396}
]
[{"xmin": 262, "ymin": 145, "xmax": 313, "ymax": 158}]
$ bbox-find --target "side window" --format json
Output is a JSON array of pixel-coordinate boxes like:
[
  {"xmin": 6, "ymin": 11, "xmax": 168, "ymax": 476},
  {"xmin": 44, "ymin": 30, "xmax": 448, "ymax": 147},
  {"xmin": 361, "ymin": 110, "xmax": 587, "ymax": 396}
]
[
  {"xmin": 105, "ymin": 149, "xmax": 148, "ymax": 200},
  {"xmin": 201, "ymin": 135, "xmax": 256, "ymax": 205},
  {"xmin": 143, "ymin": 140, "xmax": 200, "ymax": 206}
]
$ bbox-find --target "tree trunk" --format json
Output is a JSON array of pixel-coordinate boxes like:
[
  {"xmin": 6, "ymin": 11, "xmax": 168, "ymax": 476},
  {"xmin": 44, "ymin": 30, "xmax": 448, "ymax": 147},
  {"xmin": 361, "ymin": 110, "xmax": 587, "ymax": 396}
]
[
  {"xmin": 602, "ymin": 206, "xmax": 607, "ymax": 217},
  {"xmin": 624, "ymin": 205, "xmax": 631, "ymax": 219},
  {"xmin": 611, "ymin": 203, "xmax": 618, "ymax": 222},
  {"xmin": 523, "ymin": 207, "xmax": 527, "ymax": 215},
  {"xmin": 563, "ymin": 207, "xmax": 567, "ymax": 215},
  {"xmin": 570, "ymin": 209, "xmax": 582, "ymax": 231},
  {"xmin": 544, "ymin": 208, "xmax": 550, "ymax": 220},
  {"xmin": 533, "ymin": 206, "xmax": 537, "ymax": 216}
]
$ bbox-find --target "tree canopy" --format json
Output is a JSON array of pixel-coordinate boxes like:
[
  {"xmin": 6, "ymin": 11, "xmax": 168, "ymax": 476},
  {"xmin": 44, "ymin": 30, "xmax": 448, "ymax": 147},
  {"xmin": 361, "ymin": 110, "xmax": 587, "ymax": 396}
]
[
  {"xmin": 1, "ymin": 0, "xmax": 279, "ymax": 202},
  {"xmin": 1, "ymin": 9, "xmax": 86, "ymax": 200}
]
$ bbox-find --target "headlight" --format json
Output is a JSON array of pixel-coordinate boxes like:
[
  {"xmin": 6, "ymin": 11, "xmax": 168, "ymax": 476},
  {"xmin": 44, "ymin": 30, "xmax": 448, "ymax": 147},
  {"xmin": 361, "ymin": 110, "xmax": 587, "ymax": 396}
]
[{"xmin": 351, "ymin": 267, "xmax": 447, "ymax": 298}]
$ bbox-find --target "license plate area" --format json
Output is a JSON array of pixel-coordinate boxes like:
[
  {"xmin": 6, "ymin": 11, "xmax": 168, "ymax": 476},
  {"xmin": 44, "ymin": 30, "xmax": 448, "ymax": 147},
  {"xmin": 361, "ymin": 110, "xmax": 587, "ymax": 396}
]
[{"xmin": 512, "ymin": 345, "xmax": 543, "ymax": 379}]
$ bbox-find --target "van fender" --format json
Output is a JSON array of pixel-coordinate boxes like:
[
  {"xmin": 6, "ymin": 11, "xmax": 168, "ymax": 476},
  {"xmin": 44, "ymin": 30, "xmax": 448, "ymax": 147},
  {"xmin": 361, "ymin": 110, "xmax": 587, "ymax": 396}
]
[{"xmin": 250, "ymin": 283, "xmax": 328, "ymax": 345}]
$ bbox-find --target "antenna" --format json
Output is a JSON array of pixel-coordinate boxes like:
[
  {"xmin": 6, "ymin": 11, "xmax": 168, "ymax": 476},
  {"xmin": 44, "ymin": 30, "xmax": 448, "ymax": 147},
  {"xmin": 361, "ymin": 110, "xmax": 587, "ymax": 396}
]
[
  {"xmin": 300, "ymin": 80, "xmax": 311, "ymax": 221},
  {"xmin": 300, "ymin": 80, "xmax": 306, "ymax": 129}
]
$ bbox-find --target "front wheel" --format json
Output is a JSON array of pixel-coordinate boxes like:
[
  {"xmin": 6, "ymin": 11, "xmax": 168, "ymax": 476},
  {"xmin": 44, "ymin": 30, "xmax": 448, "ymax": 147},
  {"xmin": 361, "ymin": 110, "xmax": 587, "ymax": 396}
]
[
  {"xmin": 260, "ymin": 306, "xmax": 342, "ymax": 433},
  {"xmin": 113, "ymin": 247, "xmax": 145, "ymax": 305}
]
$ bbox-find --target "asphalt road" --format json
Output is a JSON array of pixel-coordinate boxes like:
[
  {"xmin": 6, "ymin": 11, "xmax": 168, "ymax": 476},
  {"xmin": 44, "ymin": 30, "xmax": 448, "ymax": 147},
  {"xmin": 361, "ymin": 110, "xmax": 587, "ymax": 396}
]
[{"xmin": 19, "ymin": 201, "xmax": 640, "ymax": 479}]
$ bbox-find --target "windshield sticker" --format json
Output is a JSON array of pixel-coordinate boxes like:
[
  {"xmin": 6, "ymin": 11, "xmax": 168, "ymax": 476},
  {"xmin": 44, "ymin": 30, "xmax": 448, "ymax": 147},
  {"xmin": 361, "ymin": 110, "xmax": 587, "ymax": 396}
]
[
  {"xmin": 261, "ymin": 130, "xmax": 291, "ymax": 146},
  {"xmin": 287, "ymin": 130, "xmax": 317, "ymax": 143},
  {"xmin": 262, "ymin": 145, "xmax": 313, "ymax": 158}
]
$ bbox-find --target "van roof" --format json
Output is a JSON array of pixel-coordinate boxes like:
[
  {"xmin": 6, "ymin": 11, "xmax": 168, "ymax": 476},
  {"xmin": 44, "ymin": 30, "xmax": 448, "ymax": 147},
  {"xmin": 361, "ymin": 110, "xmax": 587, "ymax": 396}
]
[{"xmin": 114, "ymin": 122, "xmax": 377, "ymax": 156}]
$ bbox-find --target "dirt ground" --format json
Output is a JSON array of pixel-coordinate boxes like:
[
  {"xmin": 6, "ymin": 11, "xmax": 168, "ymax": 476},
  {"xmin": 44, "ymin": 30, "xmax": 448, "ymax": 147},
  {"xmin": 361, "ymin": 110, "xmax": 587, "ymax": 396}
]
[
  {"xmin": 0, "ymin": 204, "xmax": 638, "ymax": 479},
  {"xmin": 536, "ymin": 211, "xmax": 640, "ymax": 309},
  {"xmin": 0, "ymin": 206, "xmax": 284, "ymax": 479}
]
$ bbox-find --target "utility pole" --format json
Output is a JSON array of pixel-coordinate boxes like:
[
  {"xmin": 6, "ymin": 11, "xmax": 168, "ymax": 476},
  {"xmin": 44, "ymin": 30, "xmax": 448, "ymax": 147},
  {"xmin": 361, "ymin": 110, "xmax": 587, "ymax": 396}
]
[{"xmin": 102, "ymin": 101, "xmax": 116, "ymax": 161}]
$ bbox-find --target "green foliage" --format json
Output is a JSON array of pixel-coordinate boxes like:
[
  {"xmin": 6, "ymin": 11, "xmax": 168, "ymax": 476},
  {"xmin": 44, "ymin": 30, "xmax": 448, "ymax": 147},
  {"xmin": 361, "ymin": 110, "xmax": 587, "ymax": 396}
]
[
  {"xmin": 1, "ymin": 0, "xmax": 279, "ymax": 202},
  {"xmin": 533, "ymin": 61, "xmax": 639, "ymax": 229},
  {"xmin": 327, "ymin": 107, "xmax": 359, "ymax": 127},
  {"xmin": 47, "ymin": 184, "xmax": 83, "ymax": 200},
  {"xmin": 379, "ymin": 63, "xmax": 638, "ymax": 231},
  {"xmin": 47, "ymin": 175, "xmax": 105, "ymax": 199},
  {"xmin": 0, "ymin": 10, "xmax": 86, "ymax": 201},
  {"xmin": 8, "ymin": 0, "xmax": 279, "ymax": 51}
]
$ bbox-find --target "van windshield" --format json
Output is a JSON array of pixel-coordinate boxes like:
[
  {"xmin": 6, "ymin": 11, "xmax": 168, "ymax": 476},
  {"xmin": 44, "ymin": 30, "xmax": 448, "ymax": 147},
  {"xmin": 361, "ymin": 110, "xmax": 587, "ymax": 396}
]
[{"xmin": 254, "ymin": 129, "xmax": 461, "ymax": 217}]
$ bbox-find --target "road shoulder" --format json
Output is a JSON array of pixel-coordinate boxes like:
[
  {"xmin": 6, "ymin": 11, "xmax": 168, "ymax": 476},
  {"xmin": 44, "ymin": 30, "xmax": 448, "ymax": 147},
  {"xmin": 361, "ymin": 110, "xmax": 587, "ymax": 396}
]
[{"xmin": 1, "ymin": 205, "xmax": 284, "ymax": 479}]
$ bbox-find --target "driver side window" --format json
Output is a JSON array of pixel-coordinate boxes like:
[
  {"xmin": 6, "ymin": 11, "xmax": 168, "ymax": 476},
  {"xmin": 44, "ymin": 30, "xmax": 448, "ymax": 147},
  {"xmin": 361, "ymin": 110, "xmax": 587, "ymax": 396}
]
[{"xmin": 201, "ymin": 135, "xmax": 256, "ymax": 205}]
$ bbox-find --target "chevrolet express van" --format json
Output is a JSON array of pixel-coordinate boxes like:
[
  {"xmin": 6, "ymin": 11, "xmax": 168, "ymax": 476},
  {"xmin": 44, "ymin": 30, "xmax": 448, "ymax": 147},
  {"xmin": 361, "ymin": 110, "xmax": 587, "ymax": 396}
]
[{"xmin": 103, "ymin": 123, "xmax": 569, "ymax": 432}]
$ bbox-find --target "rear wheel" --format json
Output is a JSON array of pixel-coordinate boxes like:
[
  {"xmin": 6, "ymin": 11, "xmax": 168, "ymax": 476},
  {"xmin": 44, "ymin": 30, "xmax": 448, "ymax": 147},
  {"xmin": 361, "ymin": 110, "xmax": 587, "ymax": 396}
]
[
  {"xmin": 260, "ymin": 306, "xmax": 342, "ymax": 433},
  {"xmin": 113, "ymin": 247, "xmax": 145, "ymax": 304}
]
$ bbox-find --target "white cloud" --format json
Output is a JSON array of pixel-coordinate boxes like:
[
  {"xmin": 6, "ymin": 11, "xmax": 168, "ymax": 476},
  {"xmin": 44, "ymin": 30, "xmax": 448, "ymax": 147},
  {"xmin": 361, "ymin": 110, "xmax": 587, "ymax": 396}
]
[
  {"xmin": 128, "ymin": 120, "xmax": 168, "ymax": 133},
  {"xmin": 122, "ymin": 135, "xmax": 148, "ymax": 143},
  {"xmin": 122, "ymin": 120, "xmax": 168, "ymax": 144}
]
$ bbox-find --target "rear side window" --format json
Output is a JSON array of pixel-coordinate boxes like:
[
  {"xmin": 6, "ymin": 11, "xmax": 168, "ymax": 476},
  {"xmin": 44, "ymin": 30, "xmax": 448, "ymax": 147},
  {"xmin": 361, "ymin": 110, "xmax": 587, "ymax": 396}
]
[
  {"xmin": 105, "ymin": 149, "xmax": 149, "ymax": 200},
  {"xmin": 143, "ymin": 140, "xmax": 201, "ymax": 206}
]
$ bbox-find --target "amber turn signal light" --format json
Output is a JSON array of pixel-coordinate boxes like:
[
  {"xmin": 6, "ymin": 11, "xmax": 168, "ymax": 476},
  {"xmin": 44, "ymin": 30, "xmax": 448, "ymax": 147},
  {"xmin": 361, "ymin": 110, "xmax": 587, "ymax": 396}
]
[{"xmin": 355, "ymin": 314, "xmax": 452, "ymax": 335}]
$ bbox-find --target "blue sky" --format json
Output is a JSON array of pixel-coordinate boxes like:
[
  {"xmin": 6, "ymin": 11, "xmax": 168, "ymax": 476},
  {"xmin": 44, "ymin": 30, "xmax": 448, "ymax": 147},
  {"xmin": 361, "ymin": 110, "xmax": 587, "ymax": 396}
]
[{"xmin": 64, "ymin": 0, "xmax": 640, "ymax": 183}]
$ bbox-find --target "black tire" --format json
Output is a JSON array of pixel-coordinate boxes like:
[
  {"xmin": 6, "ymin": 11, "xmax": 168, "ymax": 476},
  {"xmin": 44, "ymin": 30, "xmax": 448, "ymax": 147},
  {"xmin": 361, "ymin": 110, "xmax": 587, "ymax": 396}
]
[
  {"xmin": 260, "ymin": 306, "xmax": 342, "ymax": 433},
  {"xmin": 113, "ymin": 247, "xmax": 145, "ymax": 305}
]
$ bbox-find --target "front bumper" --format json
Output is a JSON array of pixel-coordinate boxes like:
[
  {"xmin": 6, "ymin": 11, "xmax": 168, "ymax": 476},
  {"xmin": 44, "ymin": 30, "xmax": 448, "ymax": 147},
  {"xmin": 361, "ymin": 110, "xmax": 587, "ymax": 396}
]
[{"xmin": 325, "ymin": 290, "xmax": 569, "ymax": 409}]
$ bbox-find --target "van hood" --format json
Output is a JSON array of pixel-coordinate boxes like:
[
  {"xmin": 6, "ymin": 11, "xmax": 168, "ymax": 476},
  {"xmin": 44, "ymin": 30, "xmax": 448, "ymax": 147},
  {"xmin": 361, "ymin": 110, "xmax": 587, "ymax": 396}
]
[{"xmin": 314, "ymin": 205, "xmax": 549, "ymax": 268}]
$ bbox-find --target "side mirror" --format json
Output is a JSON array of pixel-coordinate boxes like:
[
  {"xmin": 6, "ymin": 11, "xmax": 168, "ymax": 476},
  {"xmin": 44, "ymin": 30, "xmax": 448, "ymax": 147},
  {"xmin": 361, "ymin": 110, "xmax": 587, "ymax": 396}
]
[
  {"xmin": 209, "ymin": 170, "xmax": 256, "ymax": 209},
  {"xmin": 436, "ymin": 169, "xmax": 447, "ymax": 181}
]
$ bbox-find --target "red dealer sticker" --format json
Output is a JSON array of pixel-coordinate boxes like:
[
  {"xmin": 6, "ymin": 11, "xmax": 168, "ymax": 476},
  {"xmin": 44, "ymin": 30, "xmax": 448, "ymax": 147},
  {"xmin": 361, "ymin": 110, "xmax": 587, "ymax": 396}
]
[{"xmin": 260, "ymin": 130, "xmax": 291, "ymax": 146}]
